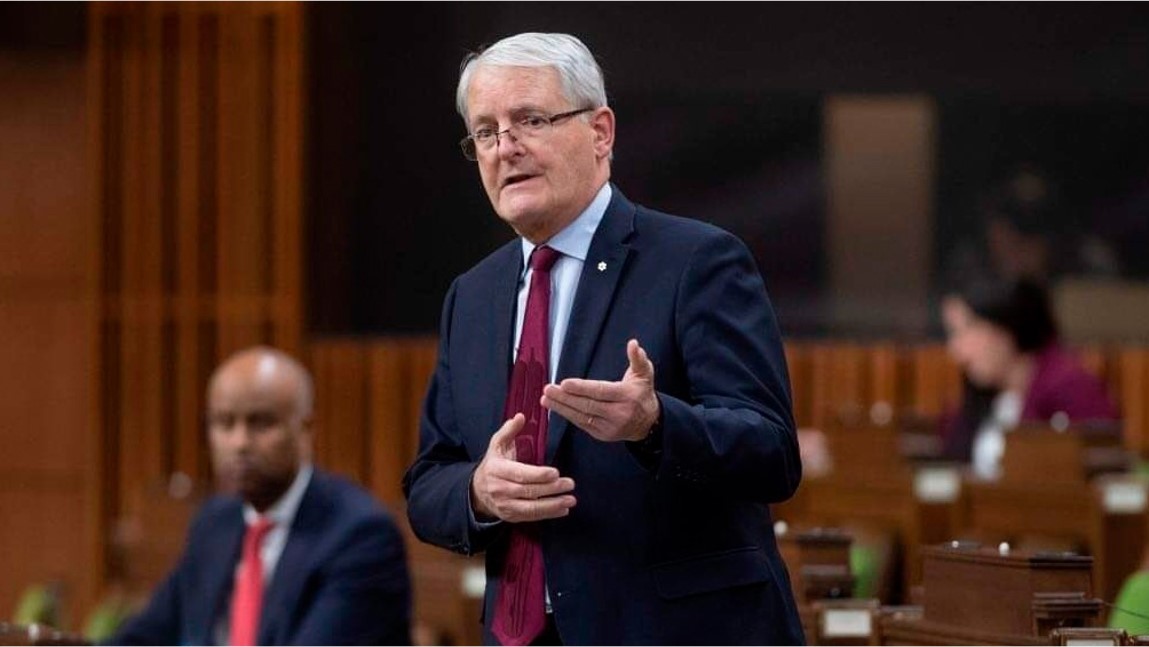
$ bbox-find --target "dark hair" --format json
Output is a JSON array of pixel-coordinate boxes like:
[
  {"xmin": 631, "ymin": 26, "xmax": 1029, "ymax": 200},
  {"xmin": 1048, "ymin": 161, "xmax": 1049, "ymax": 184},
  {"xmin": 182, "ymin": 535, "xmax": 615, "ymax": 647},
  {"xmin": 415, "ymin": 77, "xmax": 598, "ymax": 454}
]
[
  {"xmin": 983, "ymin": 165, "xmax": 1065, "ymax": 237},
  {"xmin": 939, "ymin": 277, "xmax": 1060, "ymax": 461},
  {"xmin": 954, "ymin": 277, "xmax": 1059, "ymax": 352}
]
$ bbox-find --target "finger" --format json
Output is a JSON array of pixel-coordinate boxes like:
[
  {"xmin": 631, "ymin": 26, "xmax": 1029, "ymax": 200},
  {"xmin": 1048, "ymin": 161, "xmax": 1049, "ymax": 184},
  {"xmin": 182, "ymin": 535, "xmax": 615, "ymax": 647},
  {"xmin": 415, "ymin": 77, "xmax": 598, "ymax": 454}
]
[
  {"xmin": 487, "ymin": 458, "xmax": 563, "ymax": 484},
  {"xmin": 550, "ymin": 378, "xmax": 627, "ymax": 402},
  {"xmin": 504, "ymin": 476, "xmax": 576, "ymax": 501},
  {"xmin": 541, "ymin": 384, "xmax": 598, "ymax": 418},
  {"xmin": 541, "ymin": 383, "xmax": 594, "ymax": 413},
  {"xmin": 488, "ymin": 413, "xmax": 525, "ymax": 456},
  {"xmin": 542, "ymin": 395, "xmax": 592, "ymax": 427},
  {"xmin": 503, "ymin": 495, "xmax": 578, "ymax": 522},
  {"xmin": 627, "ymin": 339, "xmax": 654, "ymax": 379},
  {"xmin": 544, "ymin": 396, "xmax": 615, "ymax": 437}
]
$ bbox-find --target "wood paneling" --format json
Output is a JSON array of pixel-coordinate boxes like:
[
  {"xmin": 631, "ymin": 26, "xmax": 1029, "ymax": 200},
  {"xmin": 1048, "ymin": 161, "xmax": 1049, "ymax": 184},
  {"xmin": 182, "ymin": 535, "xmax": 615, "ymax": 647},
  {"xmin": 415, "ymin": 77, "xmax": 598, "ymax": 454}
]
[
  {"xmin": 910, "ymin": 345, "xmax": 963, "ymax": 418},
  {"xmin": 1118, "ymin": 347, "xmax": 1149, "ymax": 459},
  {"xmin": 309, "ymin": 338, "xmax": 440, "ymax": 508},
  {"xmin": 0, "ymin": 48, "xmax": 96, "ymax": 625},
  {"xmin": 89, "ymin": 0, "xmax": 304, "ymax": 611},
  {"xmin": 825, "ymin": 95, "xmax": 936, "ymax": 337}
]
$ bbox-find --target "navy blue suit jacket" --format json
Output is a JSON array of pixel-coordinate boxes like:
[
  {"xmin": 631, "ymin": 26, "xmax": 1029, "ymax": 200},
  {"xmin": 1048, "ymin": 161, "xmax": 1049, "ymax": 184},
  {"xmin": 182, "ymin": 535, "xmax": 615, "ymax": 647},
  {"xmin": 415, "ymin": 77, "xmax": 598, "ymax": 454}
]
[
  {"xmin": 112, "ymin": 470, "xmax": 412, "ymax": 646},
  {"xmin": 403, "ymin": 187, "xmax": 805, "ymax": 645}
]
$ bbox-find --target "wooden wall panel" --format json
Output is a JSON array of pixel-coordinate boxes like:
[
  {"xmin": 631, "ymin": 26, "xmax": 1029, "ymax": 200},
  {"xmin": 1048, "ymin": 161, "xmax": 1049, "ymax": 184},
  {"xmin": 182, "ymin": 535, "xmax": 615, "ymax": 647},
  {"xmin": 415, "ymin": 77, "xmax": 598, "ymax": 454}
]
[
  {"xmin": 909, "ymin": 344, "xmax": 963, "ymax": 417},
  {"xmin": 0, "ymin": 48, "xmax": 96, "ymax": 624},
  {"xmin": 784, "ymin": 341, "xmax": 813, "ymax": 428},
  {"xmin": 869, "ymin": 342, "xmax": 902, "ymax": 412},
  {"xmin": 808, "ymin": 342, "xmax": 868, "ymax": 428},
  {"xmin": 311, "ymin": 341, "xmax": 370, "ymax": 484},
  {"xmin": 367, "ymin": 346, "xmax": 411, "ymax": 506},
  {"xmin": 1118, "ymin": 347, "xmax": 1149, "ymax": 459},
  {"xmin": 90, "ymin": 0, "xmax": 303, "ymax": 608},
  {"xmin": 825, "ymin": 95, "xmax": 935, "ymax": 337},
  {"xmin": 309, "ymin": 338, "xmax": 441, "ymax": 509}
]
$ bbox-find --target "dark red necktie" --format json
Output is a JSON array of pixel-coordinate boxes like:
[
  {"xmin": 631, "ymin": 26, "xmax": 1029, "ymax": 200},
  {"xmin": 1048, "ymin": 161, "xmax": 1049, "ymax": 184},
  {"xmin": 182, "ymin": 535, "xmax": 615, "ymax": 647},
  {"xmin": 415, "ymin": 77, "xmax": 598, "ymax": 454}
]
[
  {"xmin": 229, "ymin": 517, "xmax": 274, "ymax": 646},
  {"xmin": 491, "ymin": 245, "xmax": 561, "ymax": 646}
]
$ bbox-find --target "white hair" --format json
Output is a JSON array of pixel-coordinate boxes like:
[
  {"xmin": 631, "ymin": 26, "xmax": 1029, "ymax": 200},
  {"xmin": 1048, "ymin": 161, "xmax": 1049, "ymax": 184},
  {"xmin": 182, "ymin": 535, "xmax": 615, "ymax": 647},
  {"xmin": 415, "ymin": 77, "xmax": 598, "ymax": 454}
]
[{"xmin": 455, "ymin": 32, "xmax": 608, "ymax": 124}]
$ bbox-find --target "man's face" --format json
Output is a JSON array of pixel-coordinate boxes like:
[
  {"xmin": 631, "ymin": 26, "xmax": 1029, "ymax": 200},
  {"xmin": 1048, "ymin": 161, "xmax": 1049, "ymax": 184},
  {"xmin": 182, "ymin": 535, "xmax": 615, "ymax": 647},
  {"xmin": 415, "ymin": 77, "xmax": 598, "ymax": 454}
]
[
  {"xmin": 206, "ymin": 359, "xmax": 309, "ymax": 511},
  {"xmin": 465, "ymin": 64, "xmax": 613, "ymax": 243}
]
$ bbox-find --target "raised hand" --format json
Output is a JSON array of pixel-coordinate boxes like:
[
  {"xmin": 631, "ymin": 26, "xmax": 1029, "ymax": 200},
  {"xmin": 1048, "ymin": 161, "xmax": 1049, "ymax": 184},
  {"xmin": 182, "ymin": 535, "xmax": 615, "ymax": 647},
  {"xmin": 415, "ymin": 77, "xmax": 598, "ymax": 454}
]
[{"xmin": 541, "ymin": 339, "xmax": 660, "ymax": 443}]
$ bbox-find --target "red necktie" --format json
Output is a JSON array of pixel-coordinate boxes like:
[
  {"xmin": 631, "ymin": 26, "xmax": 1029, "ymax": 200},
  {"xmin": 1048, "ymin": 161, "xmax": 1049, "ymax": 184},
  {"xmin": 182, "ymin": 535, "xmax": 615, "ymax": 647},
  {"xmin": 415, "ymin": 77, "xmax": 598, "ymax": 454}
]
[
  {"xmin": 492, "ymin": 245, "xmax": 561, "ymax": 646},
  {"xmin": 230, "ymin": 517, "xmax": 274, "ymax": 646}
]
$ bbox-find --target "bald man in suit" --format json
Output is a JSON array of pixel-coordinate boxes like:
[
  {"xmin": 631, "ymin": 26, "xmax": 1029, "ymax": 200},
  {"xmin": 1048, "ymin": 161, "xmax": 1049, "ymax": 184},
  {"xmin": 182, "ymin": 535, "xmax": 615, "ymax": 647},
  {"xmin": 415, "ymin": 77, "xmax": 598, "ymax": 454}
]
[{"xmin": 114, "ymin": 346, "xmax": 412, "ymax": 645}]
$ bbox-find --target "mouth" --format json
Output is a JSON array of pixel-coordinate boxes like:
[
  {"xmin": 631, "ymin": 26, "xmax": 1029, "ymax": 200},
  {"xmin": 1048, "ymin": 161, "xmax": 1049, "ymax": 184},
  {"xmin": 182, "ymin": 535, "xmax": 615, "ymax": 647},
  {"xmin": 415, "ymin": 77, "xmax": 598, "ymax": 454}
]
[
  {"xmin": 501, "ymin": 172, "xmax": 537, "ymax": 190},
  {"xmin": 225, "ymin": 461, "xmax": 258, "ymax": 478}
]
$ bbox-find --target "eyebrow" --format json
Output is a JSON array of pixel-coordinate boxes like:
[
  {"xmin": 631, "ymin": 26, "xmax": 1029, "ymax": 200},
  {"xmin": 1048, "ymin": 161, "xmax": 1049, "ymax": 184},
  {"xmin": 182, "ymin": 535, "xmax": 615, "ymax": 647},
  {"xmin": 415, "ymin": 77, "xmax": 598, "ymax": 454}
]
[{"xmin": 471, "ymin": 104, "xmax": 551, "ymax": 125}]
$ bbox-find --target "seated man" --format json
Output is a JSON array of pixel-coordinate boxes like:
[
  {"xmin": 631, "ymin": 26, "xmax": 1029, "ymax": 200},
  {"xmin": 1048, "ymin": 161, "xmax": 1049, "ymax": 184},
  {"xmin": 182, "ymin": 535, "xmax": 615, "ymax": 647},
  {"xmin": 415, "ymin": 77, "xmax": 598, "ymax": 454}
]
[{"xmin": 112, "ymin": 346, "xmax": 412, "ymax": 645}]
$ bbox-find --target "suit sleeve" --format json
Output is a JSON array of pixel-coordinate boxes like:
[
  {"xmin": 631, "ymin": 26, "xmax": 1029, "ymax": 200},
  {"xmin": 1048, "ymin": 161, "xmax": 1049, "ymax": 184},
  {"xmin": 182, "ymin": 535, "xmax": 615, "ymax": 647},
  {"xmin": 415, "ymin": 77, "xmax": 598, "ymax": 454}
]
[
  {"xmin": 290, "ymin": 513, "xmax": 413, "ymax": 646},
  {"xmin": 107, "ymin": 568, "xmax": 182, "ymax": 646},
  {"xmin": 653, "ymin": 230, "xmax": 802, "ymax": 503},
  {"xmin": 402, "ymin": 278, "xmax": 505, "ymax": 556},
  {"xmin": 108, "ymin": 505, "xmax": 219, "ymax": 646}
]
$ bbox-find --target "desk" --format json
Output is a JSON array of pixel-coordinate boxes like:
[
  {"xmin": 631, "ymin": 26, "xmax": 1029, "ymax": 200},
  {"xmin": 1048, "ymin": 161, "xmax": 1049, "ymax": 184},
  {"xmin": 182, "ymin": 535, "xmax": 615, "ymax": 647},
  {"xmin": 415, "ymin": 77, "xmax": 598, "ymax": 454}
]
[{"xmin": 881, "ymin": 544, "xmax": 1102, "ymax": 645}]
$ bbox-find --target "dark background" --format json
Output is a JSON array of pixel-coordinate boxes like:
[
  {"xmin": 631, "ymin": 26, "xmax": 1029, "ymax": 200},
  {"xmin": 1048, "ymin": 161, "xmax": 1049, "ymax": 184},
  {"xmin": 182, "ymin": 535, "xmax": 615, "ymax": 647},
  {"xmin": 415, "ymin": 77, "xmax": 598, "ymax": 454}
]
[{"xmin": 286, "ymin": 3, "xmax": 1149, "ymax": 335}]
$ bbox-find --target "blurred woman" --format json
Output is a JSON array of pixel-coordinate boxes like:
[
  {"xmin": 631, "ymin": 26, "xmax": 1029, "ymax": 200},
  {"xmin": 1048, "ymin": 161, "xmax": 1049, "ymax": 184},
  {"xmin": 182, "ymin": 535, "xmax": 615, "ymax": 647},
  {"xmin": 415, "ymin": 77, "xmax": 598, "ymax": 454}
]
[{"xmin": 939, "ymin": 278, "xmax": 1119, "ymax": 479}]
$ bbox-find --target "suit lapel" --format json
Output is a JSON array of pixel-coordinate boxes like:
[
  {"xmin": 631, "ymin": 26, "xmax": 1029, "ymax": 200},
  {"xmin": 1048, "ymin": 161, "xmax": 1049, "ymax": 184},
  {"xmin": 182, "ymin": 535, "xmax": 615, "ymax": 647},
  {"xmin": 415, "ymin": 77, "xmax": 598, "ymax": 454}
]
[
  {"xmin": 488, "ymin": 243, "xmax": 525, "ymax": 435},
  {"xmin": 193, "ymin": 502, "xmax": 244, "ymax": 645},
  {"xmin": 259, "ymin": 474, "xmax": 326, "ymax": 645},
  {"xmin": 547, "ymin": 189, "xmax": 636, "ymax": 464}
]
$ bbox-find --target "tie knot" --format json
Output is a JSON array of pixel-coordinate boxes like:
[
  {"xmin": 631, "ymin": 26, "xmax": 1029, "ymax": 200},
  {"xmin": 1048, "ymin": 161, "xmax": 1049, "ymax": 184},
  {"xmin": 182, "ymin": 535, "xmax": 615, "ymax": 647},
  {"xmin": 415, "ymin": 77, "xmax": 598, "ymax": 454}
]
[
  {"xmin": 529, "ymin": 245, "xmax": 561, "ymax": 273},
  {"xmin": 247, "ymin": 517, "xmax": 275, "ymax": 544}
]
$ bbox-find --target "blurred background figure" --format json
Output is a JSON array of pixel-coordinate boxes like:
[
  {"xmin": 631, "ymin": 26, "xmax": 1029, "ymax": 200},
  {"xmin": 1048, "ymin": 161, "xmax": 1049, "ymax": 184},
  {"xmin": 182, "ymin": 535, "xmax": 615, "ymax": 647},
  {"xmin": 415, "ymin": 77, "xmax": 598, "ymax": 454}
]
[
  {"xmin": 112, "ymin": 347, "xmax": 413, "ymax": 646},
  {"xmin": 943, "ymin": 164, "xmax": 1124, "ymax": 291},
  {"xmin": 938, "ymin": 278, "xmax": 1119, "ymax": 479}
]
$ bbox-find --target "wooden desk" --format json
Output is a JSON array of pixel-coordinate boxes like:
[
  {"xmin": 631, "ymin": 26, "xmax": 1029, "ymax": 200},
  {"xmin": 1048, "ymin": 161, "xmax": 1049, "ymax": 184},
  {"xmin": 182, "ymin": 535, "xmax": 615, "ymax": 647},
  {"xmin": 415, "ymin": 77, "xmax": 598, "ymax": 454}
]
[
  {"xmin": 777, "ymin": 525, "xmax": 856, "ymax": 641},
  {"xmin": 881, "ymin": 544, "xmax": 1102, "ymax": 645},
  {"xmin": 963, "ymin": 428, "xmax": 1148, "ymax": 606},
  {"xmin": 398, "ymin": 514, "xmax": 485, "ymax": 646},
  {"xmin": 0, "ymin": 623, "xmax": 90, "ymax": 646},
  {"xmin": 777, "ymin": 420, "xmax": 963, "ymax": 602}
]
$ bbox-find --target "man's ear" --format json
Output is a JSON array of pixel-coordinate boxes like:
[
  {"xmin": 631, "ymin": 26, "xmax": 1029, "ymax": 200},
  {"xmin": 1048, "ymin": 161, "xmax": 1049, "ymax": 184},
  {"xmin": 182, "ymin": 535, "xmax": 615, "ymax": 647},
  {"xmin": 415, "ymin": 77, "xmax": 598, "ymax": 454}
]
[
  {"xmin": 591, "ymin": 107, "xmax": 615, "ymax": 160},
  {"xmin": 297, "ymin": 416, "xmax": 314, "ymax": 459}
]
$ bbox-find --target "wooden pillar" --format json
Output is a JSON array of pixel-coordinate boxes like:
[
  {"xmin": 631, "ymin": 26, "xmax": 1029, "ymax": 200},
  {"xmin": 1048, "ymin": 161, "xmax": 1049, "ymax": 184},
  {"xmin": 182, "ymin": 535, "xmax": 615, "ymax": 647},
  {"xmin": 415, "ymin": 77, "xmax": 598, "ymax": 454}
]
[{"xmin": 825, "ymin": 95, "xmax": 936, "ymax": 338}]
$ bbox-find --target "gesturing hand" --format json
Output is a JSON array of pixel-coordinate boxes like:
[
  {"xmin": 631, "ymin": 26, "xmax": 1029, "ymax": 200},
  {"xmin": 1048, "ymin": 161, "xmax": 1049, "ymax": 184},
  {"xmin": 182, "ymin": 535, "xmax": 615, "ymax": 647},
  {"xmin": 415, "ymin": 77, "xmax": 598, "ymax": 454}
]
[
  {"xmin": 541, "ymin": 339, "xmax": 660, "ymax": 443},
  {"xmin": 470, "ymin": 413, "xmax": 577, "ymax": 523}
]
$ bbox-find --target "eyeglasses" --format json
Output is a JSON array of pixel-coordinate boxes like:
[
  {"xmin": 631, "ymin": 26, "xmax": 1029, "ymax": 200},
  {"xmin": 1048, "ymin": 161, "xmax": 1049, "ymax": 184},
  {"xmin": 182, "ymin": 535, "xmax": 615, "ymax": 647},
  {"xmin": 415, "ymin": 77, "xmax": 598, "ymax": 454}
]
[{"xmin": 459, "ymin": 107, "xmax": 593, "ymax": 161}]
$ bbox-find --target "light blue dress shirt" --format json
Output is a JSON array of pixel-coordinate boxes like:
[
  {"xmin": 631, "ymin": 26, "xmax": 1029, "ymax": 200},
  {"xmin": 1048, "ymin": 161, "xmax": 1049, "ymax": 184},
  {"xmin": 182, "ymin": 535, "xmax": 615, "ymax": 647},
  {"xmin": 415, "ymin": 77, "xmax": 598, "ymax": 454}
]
[{"xmin": 514, "ymin": 182, "xmax": 612, "ymax": 380}]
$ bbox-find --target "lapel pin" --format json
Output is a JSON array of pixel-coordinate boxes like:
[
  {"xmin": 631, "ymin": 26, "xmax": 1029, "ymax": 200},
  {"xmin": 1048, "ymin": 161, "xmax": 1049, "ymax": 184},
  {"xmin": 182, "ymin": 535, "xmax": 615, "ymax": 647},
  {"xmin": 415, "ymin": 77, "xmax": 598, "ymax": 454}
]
[{"xmin": 597, "ymin": 261, "xmax": 607, "ymax": 272}]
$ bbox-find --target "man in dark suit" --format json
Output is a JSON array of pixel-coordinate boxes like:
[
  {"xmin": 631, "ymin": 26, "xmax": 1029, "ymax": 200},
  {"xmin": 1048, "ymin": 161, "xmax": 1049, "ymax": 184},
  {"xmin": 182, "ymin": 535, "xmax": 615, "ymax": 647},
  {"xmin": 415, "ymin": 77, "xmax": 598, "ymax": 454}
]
[
  {"xmin": 113, "ymin": 346, "xmax": 412, "ymax": 646},
  {"xmin": 402, "ymin": 32, "xmax": 804, "ymax": 645}
]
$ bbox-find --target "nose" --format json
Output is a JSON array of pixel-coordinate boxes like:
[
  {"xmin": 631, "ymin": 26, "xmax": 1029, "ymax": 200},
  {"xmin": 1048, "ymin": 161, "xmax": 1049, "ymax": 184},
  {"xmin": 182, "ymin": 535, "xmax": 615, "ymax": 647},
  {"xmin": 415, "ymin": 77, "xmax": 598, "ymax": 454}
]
[
  {"xmin": 222, "ymin": 423, "xmax": 254, "ymax": 452},
  {"xmin": 495, "ymin": 127, "xmax": 525, "ymax": 160}
]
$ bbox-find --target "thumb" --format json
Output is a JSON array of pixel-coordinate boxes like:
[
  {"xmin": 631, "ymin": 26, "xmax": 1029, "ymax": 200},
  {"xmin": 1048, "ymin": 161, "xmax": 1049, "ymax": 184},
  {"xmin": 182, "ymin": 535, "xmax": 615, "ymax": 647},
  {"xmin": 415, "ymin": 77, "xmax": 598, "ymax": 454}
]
[
  {"xmin": 488, "ymin": 413, "xmax": 525, "ymax": 458},
  {"xmin": 626, "ymin": 339, "xmax": 654, "ymax": 380}
]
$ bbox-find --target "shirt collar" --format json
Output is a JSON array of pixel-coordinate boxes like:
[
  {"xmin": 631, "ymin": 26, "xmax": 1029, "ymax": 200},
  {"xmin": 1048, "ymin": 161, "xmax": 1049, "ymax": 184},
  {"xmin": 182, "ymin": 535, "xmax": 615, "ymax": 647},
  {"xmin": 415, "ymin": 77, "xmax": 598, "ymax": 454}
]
[
  {"xmin": 520, "ymin": 182, "xmax": 612, "ymax": 270},
  {"xmin": 242, "ymin": 463, "xmax": 313, "ymax": 529}
]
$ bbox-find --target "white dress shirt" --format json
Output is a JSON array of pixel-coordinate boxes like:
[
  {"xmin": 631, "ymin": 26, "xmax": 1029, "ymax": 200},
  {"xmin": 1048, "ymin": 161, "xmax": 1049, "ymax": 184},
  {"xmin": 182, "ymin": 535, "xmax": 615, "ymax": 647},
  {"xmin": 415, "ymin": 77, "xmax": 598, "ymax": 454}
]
[
  {"xmin": 214, "ymin": 463, "xmax": 314, "ymax": 644},
  {"xmin": 971, "ymin": 392, "xmax": 1023, "ymax": 481}
]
